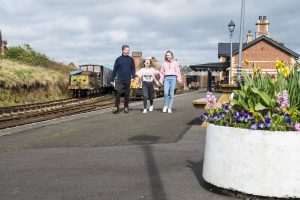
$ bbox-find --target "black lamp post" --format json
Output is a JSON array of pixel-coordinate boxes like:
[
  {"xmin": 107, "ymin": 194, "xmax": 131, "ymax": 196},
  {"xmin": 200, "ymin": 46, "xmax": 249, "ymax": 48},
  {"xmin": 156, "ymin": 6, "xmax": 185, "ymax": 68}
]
[{"xmin": 228, "ymin": 20, "xmax": 235, "ymax": 84}]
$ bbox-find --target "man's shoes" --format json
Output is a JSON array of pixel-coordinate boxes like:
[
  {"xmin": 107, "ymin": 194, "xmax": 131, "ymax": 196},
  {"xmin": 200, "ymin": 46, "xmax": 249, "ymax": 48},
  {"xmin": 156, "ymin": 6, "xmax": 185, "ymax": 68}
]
[
  {"xmin": 113, "ymin": 107, "xmax": 119, "ymax": 114},
  {"xmin": 149, "ymin": 105, "xmax": 153, "ymax": 112},
  {"xmin": 142, "ymin": 109, "xmax": 147, "ymax": 114},
  {"xmin": 162, "ymin": 106, "xmax": 167, "ymax": 113},
  {"xmin": 167, "ymin": 108, "xmax": 172, "ymax": 113},
  {"xmin": 124, "ymin": 107, "xmax": 129, "ymax": 113}
]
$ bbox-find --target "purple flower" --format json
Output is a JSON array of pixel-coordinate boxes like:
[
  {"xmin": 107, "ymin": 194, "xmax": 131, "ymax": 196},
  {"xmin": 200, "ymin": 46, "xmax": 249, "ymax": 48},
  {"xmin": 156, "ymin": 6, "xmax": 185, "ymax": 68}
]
[
  {"xmin": 206, "ymin": 92, "xmax": 218, "ymax": 109},
  {"xmin": 222, "ymin": 105, "xmax": 231, "ymax": 113},
  {"xmin": 277, "ymin": 90, "xmax": 290, "ymax": 110},
  {"xmin": 250, "ymin": 121, "xmax": 258, "ymax": 130},
  {"xmin": 243, "ymin": 110, "xmax": 249, "ymax": 115},
  {"xmin": 258, "ymin": 120, "xmax": 266, "ymax": 129},
  {"xmin": 290, "ymin": 120, "xmax": 294, "ymax": 127},
  {"xmin": 213, "ymin": 113, "xmax": 220, "ymax": 121},
  {"xmin": 295, "ymin": 123, "xmax": 300, "ymax": 131},
  {"xmin": 237, "ymin": 115, "xmax": 244, "ymax": 123},
  {"xmin": 243, "ymin": 113, "xmax": 249, "ymax": 123},
  {"xmin": 219, "ymin": 112, "xmax": 225, "ymax": 118},
  {"xmin": 265, "ymin": 117, "xmax": 272, "ymax": 128},
  {"xmin": 248, "ymin": 113, "xmax": 254, "ymax": 120},
  {"xmin": 232, "ymin": 117, "xmax": 237, "ymax": 123},
  {"xmin": 284, "ymin": 114, "xmax": 291, "ymax": 122},
  {"xmin": 199, "ymin": 115, "xmax": 207, "ymax": 123}
]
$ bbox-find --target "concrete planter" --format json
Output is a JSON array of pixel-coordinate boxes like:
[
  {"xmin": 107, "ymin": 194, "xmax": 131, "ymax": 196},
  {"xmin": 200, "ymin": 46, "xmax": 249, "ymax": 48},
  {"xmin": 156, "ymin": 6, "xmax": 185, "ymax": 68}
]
[
  {"xmin": 219, "ymin": 84, "xmax": 238, "ymax": 93},
  {"xmin": 203, "ymin": 123, "xmax": 300, "ymax": 198}
]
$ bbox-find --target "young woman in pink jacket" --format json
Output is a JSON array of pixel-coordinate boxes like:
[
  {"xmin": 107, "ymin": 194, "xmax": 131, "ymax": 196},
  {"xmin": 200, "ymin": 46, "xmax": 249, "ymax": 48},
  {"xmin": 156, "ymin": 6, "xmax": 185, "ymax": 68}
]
[{"xmin": 159, "ymin": 50, "xmax": 182, "ymax": 113}]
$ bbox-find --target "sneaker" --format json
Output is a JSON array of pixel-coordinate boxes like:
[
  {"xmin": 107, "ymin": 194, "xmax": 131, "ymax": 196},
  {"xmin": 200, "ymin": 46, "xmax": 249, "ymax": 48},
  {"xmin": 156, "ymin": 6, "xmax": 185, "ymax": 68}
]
[
  {"xmin": 162, "ymin": 106, "xmax": 167, "ymax": 113},
  {"xmin": 113, "ymin": 107, "xmax": 119, "ymax": 114},
  {"xmin": 124, "ymin": 107, "xmax": 129, "ymax": 114},
  {"xmin": 142, "ymin": 109, "xmax": 147, "ymax": 114},
  {"xmin": 167, "ymin": 108, "xmax": 172, "ymax": 113},
  {"xmin": 149, "ymin": 105, "xmax": 153, "ymax": 112}
]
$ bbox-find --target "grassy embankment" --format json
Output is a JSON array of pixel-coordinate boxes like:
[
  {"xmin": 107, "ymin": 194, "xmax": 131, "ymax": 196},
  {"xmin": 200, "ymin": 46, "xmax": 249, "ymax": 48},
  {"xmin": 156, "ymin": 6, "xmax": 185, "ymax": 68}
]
[{"xmin": 0, "ymin": 44, "xmax": 77, "ymax": 106}]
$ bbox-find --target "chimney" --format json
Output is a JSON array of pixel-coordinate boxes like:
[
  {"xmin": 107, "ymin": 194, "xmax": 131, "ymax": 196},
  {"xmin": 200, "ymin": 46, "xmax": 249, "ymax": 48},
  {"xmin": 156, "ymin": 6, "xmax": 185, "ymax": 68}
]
[
  {"xmin": 255, "ymin": 16, "xmax": 270, "ymax": 38},
  {"xmin": 246, "ymin": 30, "xmax": 252, "ymax": 44},
  {"xmin": 132, "ymin": 51, "xmax": 142, "ymax": 70}
]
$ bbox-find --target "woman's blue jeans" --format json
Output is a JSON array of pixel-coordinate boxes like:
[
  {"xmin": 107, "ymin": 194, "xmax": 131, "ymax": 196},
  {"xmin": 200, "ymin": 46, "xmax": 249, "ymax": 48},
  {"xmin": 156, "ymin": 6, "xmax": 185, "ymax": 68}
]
[{"xmin": 163, "ymin": 76, "xmax": 177, "ymax": 109}]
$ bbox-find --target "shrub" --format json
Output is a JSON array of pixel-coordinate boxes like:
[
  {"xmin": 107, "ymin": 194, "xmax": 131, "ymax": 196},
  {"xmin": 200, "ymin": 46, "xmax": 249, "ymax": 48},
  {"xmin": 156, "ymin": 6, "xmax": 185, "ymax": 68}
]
[{"xmin": 1, "ymin": 44, "xmax": 49, "ymax": 66}]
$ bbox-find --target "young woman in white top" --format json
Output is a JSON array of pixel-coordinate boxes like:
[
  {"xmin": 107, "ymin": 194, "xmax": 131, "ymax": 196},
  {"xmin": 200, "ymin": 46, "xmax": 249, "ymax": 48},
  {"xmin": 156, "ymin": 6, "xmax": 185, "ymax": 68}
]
[{"xmin": 136, "ymin": 58, "xmax": 160, "ymax": 113}]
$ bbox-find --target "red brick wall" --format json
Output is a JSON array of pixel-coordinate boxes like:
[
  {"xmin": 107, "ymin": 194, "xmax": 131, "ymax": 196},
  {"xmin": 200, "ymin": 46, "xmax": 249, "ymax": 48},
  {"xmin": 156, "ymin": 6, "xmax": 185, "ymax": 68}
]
[
  {"xmin": 132, "ymin": 52, "xmax": 142, "ymax": 70},
  {"xmin": 232, "ymin": 40, "xmax": 295, "ymax": 73}
]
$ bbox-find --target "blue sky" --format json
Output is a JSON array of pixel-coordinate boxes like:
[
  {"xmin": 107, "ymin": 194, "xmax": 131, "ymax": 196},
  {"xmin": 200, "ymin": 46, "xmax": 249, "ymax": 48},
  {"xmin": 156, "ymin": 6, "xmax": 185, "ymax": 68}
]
[{"xmin": 1, "ymin": 0, "xmax": 299, "ymax": 68}]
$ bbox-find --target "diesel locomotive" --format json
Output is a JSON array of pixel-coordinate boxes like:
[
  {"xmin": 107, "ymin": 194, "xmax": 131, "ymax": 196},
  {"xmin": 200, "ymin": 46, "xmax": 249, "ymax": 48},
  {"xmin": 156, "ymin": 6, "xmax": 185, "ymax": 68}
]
[{"xmin": 68, "ymin": 64, "xmax": 113, "ymax": 97}]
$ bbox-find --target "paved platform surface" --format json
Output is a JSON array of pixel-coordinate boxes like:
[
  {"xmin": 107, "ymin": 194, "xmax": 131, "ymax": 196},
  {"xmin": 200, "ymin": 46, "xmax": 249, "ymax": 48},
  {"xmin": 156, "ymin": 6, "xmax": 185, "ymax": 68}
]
[{"xmin": 0, "ymin": 91, "xmax": 236, "ymax": 200}]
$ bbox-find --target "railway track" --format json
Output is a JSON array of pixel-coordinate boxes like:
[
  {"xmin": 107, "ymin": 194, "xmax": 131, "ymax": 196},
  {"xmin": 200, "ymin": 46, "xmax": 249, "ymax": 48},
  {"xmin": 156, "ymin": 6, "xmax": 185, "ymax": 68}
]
[{"xmin": 0, "ymin": 95, "xmax": 116, "ymax": 130}]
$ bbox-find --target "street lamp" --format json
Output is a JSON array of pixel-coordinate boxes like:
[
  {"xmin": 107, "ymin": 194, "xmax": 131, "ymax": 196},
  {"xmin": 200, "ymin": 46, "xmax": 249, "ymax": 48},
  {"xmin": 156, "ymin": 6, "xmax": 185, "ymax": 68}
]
[{"xmin": 228, "ymin": 20, "xmax": 235, "ymax": 84}]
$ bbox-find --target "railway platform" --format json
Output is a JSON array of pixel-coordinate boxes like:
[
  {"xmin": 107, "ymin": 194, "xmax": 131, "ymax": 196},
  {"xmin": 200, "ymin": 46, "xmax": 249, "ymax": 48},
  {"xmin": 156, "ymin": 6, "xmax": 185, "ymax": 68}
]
[{"xmin": 0, "ymin": 91, "xmax": 234, "ymax": 200}]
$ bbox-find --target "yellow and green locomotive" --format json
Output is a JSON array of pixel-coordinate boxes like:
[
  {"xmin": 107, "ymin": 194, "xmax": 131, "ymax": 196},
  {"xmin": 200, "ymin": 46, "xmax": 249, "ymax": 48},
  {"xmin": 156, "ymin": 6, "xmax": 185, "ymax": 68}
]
[{"xmin": 68, "ymin": 64, "xmax": 113, "ymax": 97}]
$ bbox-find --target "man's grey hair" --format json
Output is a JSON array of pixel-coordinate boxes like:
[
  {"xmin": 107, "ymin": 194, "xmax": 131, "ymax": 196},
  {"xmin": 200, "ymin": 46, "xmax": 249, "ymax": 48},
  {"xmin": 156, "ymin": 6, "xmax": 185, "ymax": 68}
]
[{"xmin": 122, "ymin": 45, "xmax": 130, "ymax": 51}]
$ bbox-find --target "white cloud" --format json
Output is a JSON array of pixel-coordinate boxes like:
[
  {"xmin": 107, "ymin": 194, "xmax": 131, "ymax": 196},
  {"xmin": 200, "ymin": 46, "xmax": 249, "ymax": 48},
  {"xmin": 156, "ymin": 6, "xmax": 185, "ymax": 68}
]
[
  {"xmin": 0, "ymin": 0, "xmax": 299, "ymax": 67},
  {"xmin": 106, "ymin": 30, "xmax": 128, "ymax": 42}
]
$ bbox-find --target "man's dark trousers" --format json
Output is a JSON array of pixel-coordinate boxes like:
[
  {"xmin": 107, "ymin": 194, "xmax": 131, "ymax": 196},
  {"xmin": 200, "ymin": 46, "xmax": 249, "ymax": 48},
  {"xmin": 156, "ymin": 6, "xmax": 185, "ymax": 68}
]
[{"xmin": 115, "ymin": 80, "xmax": 131, "ymax": 108}]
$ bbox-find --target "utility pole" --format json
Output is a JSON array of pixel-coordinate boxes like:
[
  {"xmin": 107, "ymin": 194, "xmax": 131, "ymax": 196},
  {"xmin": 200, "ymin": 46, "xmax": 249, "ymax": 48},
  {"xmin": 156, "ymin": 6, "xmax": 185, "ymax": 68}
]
[{"xmin": 237, "ymin": 0, "xmax": 245, "ymax": 81}]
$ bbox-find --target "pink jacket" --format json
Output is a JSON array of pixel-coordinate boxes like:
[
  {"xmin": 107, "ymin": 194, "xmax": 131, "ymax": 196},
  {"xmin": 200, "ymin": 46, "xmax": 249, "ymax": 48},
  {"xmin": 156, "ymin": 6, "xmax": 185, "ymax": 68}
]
[{"xmin": 159, "ymin": 60, "xmax": 182, "ymax": 83}]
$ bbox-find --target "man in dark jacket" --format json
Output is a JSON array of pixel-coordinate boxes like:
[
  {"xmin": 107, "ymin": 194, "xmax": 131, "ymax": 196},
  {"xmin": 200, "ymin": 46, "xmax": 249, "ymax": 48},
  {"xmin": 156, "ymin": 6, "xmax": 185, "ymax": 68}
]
[{"xmin": 112, "ymin": 45, "xmax": 135, "ymax": 114}]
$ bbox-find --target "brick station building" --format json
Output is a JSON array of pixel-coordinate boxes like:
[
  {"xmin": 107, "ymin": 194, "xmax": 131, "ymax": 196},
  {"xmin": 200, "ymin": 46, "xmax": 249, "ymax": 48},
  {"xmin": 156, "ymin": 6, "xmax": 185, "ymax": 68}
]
[{"xmin": 191, "ymin": 16, "xmax": 299, "ymax": 90}]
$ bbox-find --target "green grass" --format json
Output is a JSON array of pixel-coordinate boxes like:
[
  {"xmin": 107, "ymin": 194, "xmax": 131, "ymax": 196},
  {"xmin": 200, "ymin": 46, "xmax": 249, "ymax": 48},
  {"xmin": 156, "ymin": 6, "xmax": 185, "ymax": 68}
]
[{"xmin": 0, "ymin": 44, "xmax": 78, "ymax": 106}]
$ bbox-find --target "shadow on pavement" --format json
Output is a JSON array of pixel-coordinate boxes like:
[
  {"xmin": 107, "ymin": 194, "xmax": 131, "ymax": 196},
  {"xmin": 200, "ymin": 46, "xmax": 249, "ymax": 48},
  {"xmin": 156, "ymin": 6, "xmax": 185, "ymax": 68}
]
[
  {"xmin": 186, "ymin": 160, "xmax": 289, "ymax": 200},
  {"xmin": 175, "ymin": 117, "xmax": 202, "ymax": 143},
  {"xmin": 128, "ymin": 135, "xmax": 168, "ymax": 200},
  {"xmin": 186, "ymin": 160, "xmax": 232, "ymax": 197}
]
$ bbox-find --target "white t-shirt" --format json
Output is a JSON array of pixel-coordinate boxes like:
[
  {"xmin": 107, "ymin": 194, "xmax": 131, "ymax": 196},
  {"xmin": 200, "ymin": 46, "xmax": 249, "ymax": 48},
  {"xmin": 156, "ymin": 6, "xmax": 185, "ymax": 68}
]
[{"xmin": 136, "ymin": 67, "xmax": 159, "ymax": 82}]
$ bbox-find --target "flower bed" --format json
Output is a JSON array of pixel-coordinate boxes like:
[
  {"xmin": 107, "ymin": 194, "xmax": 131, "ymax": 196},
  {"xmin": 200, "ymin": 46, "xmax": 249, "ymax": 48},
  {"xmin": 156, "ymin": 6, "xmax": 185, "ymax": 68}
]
[{"xmin": 200, "ymin": 61, "xmax": 300, "ymax": 131}]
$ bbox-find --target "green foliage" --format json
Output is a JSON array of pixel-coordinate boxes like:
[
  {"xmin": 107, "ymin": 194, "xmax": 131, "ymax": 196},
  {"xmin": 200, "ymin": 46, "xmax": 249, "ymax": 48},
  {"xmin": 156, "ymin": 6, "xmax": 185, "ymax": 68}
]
[
  {"xmin": 1, "ymin": 44, "xmax": 49, "ymax": 66},
  {"xmin": 232, "ymin": 61, "xmax": 300, "ymax": 119},
  {"xmin": 231, "ymin": 71, "xmax": 277, "ymax": 116}
]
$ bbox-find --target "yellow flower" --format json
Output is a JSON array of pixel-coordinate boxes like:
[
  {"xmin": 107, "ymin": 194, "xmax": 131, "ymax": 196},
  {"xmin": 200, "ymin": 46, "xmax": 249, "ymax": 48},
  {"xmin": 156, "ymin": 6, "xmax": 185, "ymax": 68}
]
[
  {"xmin": 253, "ymin": 68, "xmax": 257, "ymax": 74},
  {"xmin": 245, "ymin": 58, "xmax": 249, "ymax": 65},
  {"xmin": 292, "ymin": 112, "xmax": 297, "ymax": 118},
  {"xmin": 282, "ymin": 66, "xmax": 290, "ymax": 77},
  {"xmin": 257, "ymin": 66, "xmax": 262, "ymax": 72},
  {"xmin": 276, "ymin": 60, "xmax": 284, "ymax": 69},
  {"xmin": 248, "ymin": 109, "xmax": 259, "ymax": 116},
  {"xmin": 253, "ymin": 67, "xmax": 259, "ymax": 77}
]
